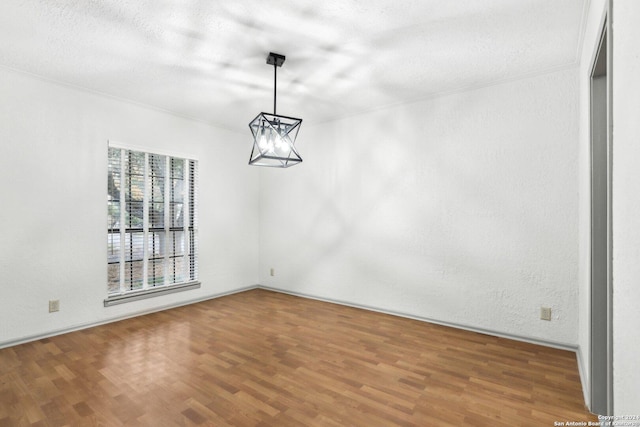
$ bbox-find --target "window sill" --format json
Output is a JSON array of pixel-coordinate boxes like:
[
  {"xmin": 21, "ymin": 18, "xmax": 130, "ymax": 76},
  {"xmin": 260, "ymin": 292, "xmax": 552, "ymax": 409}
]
[{"xmin": 104, "ymin": 281, "xmax": 201, "ymax": 307}]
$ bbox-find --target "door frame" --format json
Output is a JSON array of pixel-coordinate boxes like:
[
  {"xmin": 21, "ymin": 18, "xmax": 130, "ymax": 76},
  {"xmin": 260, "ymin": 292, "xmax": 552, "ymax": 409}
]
[{"xmin": 588, "ymin": 2, "xmax": 613, "ymax": 415}]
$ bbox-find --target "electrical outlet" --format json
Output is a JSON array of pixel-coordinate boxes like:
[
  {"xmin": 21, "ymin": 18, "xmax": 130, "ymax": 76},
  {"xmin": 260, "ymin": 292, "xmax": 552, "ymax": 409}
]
[
  {"xmin": 270, "ymin": 268, "xmax": 275, "ymax": 277},
  {"xmin": 49, "ymin": 300, "xmax": 60, "ymax": 313},
  {"xmin": 540, "ymin": 307, "xmax": 552, "ymax": 321}
]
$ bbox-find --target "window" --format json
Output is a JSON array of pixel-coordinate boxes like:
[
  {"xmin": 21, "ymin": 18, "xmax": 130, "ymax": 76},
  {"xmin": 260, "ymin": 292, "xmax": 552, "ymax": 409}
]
[{"xmin": 107, "ymin": 145, "xmax": 198, "ymax": 305}]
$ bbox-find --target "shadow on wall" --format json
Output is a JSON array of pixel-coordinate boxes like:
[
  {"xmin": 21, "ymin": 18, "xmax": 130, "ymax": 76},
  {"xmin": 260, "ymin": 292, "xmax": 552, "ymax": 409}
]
[{"xmin": 260, "ymin": 78, "xmax": 577, "ymax": 332}]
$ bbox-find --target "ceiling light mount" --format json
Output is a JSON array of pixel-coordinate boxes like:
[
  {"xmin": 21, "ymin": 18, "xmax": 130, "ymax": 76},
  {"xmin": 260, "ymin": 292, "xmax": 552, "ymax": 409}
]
[
  {"xmin": 266, "ymin": 52, "xmax": 285, "ymax": 67},
  {"xmin": 248, "ymin": 52, "xmax": 303, "ymax": 168}
]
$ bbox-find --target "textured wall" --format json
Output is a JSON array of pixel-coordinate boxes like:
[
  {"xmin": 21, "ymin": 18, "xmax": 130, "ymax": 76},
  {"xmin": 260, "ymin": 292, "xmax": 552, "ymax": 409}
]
[
  {"xmin": 0, "ymin": 68, "xmax": 259, "ymax": 346},
  {"xmin": 612, "ymin": 0, "xmax": 640, "ymax": 414},
  {"xmin": 259, "ymin": 68, "xmax": 580, "ymax": 346}
]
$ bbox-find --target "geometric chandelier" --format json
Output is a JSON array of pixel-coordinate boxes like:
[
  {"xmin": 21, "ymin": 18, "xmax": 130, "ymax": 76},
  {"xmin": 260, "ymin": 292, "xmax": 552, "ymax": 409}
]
[{"xmin": 248, "ymin": 52, "xmax": 303, "ymax": 168}]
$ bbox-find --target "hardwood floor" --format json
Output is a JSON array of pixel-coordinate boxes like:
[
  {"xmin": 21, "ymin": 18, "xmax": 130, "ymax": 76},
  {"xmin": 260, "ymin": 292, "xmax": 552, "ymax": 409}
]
[{"xmin": 0, "ymin": 289, "xmax": 596, "ymax": 426}]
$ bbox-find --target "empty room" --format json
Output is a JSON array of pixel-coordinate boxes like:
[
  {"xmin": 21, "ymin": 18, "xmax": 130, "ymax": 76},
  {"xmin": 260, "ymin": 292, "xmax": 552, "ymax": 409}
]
[{"xmin": 1, "ymin": 0, "xmax": 639, "ymax": 425}]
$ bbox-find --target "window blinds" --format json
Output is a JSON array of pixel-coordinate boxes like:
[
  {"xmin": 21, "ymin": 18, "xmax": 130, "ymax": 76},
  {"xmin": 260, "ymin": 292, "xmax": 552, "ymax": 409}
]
[{"xmin": 107, "ymin": 147, "xmax": 198, "ymax": 296}]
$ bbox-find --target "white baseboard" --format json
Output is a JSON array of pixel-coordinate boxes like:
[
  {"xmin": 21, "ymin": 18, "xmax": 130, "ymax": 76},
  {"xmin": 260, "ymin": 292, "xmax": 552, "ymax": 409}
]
[
  {"xmin": 0, "ymin": 285, "xmax": 259, "ymax": 350},
  {"xmin": 258, "ymin": 285, "xmax": 579, "ymax": 352},
  {"xmin": 576, "ymin": 346, "xmax": 592, "ymax": 409},
  {"xmin": 1, "ymin": 283, "xmax": 580, "ymax": 358}
]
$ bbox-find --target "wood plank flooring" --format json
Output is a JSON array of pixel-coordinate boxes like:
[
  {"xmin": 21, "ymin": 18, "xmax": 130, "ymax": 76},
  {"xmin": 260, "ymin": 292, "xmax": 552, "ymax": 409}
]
[{"xmin": 0, "ymin": 289, "xmax": 597, "ymax": 426}]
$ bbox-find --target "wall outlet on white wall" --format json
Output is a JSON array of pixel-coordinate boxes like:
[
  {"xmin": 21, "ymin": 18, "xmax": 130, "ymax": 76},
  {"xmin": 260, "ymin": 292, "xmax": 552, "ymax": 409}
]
[
  {"xmin": 270, "ymin": 268, "xmax": 275, "ymax": 277},
  {"xmin": 540, "ymin": 307, "xmax": 552, "ymax": 321},
  {"xmin": 49, "ymin": 300, "xmax": 60, "ymax": 313}
]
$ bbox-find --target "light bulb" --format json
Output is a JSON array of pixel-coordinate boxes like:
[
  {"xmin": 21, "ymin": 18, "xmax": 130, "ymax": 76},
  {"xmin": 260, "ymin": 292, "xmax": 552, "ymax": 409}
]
[
  {"xmin": 258, "ymin": 125, "xmax": 276, "ymax": 154},
  {"xmin": 274, "ymin": 133, "xmax": 291, "ymax": 156}
]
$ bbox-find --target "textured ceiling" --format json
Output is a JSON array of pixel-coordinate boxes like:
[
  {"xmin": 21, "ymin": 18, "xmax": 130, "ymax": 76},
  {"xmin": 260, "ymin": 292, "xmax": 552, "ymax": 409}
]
[{"xmin": 0, "ymin": 0, "xmax": 587, "ymax": 132}]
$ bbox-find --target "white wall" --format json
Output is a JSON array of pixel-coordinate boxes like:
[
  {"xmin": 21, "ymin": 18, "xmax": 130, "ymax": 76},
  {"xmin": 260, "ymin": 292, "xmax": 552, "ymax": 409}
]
[
  {"xmin": 611, "ymin": 0, "xmax": 640, "ymax": 414},
  {"xmin": 577, "ymin": 0, "xmax": 608, "ymax": 407},
  {"xmin": 0, "ymin": 67, "xmax": 259, "ymax": 347},
  {"xmin": 259, "ymin": 68, "xmax": 580, "ymax": 346}
]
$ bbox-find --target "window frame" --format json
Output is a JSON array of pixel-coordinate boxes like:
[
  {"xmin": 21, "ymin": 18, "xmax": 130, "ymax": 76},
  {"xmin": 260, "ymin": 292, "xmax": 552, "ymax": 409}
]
[{"xmin": 105, "ymin": 141, "xmax": 199, "ymax": 307}]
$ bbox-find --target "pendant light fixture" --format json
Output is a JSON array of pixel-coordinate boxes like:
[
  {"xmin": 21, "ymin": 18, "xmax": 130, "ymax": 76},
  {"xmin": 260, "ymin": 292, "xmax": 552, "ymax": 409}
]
[{"xmin": 248, "ymin": 52, "xmax": 303, "ymax": 168}]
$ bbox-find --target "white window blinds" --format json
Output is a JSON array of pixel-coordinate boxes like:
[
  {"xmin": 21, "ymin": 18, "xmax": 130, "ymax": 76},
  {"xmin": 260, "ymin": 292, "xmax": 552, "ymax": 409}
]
[{"xmin": 107, "ymin": 146, "xmax": 198, "ymax": 297}]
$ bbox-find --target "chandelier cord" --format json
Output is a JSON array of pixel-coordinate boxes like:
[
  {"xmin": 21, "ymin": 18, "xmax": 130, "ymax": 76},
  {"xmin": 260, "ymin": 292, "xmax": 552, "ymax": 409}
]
[{"xmin": 273, "ymin": 62, "xmax": 277, "ymax": 115}]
